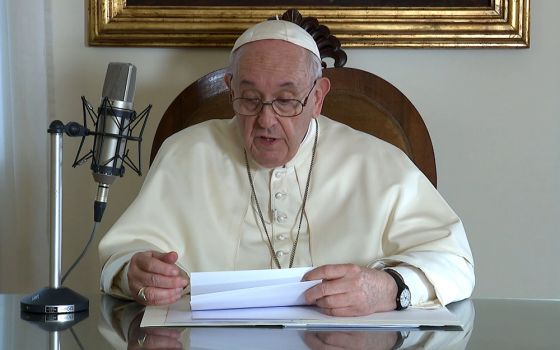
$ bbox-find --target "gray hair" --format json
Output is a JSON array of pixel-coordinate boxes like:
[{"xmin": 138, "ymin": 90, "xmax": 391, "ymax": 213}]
[{"xmin": 307, "ymin": 51, "xmax": 323, "ymax": 81}]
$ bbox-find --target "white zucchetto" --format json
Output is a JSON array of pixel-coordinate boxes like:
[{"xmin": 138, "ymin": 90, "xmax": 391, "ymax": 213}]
[{"xmin": 231, "ymin": 19, "xmax": 321, "ymax": 60}]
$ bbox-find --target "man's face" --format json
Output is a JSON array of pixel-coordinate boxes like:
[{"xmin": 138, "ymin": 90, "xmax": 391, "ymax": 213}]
[{"xmin": 226, "ymin": 40, "xmax": 330, "ymax": 168}]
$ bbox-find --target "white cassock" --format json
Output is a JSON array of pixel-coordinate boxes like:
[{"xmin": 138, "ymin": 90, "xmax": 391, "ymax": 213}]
[{"xmin": 98, "ymin": 115, "xmax": 474, "ymax": 307}]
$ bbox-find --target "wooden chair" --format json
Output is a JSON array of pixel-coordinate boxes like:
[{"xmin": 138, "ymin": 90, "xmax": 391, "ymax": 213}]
[{"xmin": 150, "ymin": 10, "xmax": 437, "ymax": 187}]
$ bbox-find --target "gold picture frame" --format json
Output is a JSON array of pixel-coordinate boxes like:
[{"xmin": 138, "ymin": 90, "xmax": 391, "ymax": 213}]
[{"xmin": 88, "ymin": 0, "xmax": 530, "ymax": 48}]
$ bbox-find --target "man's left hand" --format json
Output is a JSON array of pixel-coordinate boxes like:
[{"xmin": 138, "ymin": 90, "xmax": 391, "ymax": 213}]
[{"xmin": 302, "ymin": 264, "xmax": 398, "ymax": 316}]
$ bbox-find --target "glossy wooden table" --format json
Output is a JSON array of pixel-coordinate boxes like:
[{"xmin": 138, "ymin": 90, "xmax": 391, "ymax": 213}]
[{"xmin": 1, "ymin": 292, "xmax": 558, "ymax": 349}]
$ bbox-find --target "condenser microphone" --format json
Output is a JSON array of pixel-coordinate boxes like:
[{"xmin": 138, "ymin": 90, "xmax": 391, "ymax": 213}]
[
  {"xmin": 20, "ymin": 63, "xmax": 150, "ymax": 318},
  {"xmin": 91, "ymin": 62, "xmax": 137, "ymax": 222}
]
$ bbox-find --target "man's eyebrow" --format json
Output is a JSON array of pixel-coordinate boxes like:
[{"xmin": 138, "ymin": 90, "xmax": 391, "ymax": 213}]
[
  {"xmin": 238, "ymin": 79, "xmax": 298, "ymax": 89},
  {"xmin": 238, "ymin": 79, "xmax": 255, "ymax": 86},
  {"xmin": 279, "ymin": 82, "xmax": 298, "ymax": 89}
]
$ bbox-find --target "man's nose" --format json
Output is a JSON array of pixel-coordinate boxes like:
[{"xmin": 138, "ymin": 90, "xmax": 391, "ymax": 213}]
[{"xmin": 256, "ymin": 103, "xmax": 278, "ymax": 128}]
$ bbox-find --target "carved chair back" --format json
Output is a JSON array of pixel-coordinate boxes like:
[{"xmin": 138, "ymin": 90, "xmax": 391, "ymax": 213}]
[{"xmin": 150, "ymin": 9, "xmax": 436, "ymax": 186}]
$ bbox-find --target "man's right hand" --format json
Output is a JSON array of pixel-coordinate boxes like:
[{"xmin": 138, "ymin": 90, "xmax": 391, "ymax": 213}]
[{"xmin": 128, "ymin": 251, "xmax": 189, "ymax": 306}]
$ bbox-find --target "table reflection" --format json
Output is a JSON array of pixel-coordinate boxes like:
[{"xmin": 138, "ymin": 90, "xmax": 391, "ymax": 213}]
[
  {"xmin": 303, "ymin": 330, "xmax": 399, "ymax": 350},
  {"xmin": 98, "ymin": 295, "xmax": 474, "ymax": 350},
  {"xmin": 7, "ymin": 294, "xmax": 560, "ymax": 349},
  {"xmin": 128, "ymin": 311, "xmax": 183, "ymax": 349}
]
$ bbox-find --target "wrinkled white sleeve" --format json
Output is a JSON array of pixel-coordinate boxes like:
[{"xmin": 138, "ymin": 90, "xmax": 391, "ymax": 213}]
[{"xmin": 367, "ymin": 163, "xmax": 475, "ymax": 307}]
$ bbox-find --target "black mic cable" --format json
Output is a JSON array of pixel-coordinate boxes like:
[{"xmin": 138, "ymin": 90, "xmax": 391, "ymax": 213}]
[{"xmin": 60, "ymin": 221, "xmax": 98, "ymax": 285}]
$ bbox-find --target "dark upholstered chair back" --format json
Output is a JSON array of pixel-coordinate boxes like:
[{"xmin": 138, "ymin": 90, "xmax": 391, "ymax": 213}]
[{"xmin": 150, "ymin": 10, "xmax": 437, "ymax": 186}]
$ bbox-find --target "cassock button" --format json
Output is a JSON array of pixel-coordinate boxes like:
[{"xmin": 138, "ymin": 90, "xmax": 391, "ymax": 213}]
[
  {"xmin": 275, "ymin": 250, "xmax": 287, "ymax": 258},
  {"xmin": 277, "ymin": 233, "xmax": 287, "ymax": 241},
  {"xmin": 275, "ymin": 192, "xmax": 287, "ymax": 200},
  {"xmin": 276, "ymin": 212, "xmax": 288, "ymax": 223}
]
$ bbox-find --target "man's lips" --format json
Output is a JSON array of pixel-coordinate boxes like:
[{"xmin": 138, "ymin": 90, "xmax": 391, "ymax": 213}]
[{"xmin": 255, "ymin": 136, "xmax": 279, "ymax": 145}]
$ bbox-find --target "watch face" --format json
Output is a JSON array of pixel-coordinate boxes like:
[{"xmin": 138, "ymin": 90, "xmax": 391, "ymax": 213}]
[{"xmin": 400, "ymin": 288, "xmax": 411, "ymax": 308}]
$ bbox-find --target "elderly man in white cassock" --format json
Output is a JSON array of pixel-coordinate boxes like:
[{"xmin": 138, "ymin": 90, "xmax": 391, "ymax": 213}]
[{"xmin": 98, "ymin": 19, "xmax": 475, "ymax": 316}]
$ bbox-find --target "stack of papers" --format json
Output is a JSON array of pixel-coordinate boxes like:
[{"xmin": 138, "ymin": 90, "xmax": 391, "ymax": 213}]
[
  {"xmin": 141, "ymin": 268, "xmax": 463, "ymax": 329},
  {"xmin": 142, "ymin": 298, "xmax": 462, "ymax": 328},
  {"xmin": 190, "ymin": 267, "xmax": 319, "ymax": 310}
]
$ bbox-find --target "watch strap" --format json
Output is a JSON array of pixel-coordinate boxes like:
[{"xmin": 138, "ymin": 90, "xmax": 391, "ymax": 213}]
[{"xmin": 385, "ymin": 268, "xmax": 410, "ymax": 310}]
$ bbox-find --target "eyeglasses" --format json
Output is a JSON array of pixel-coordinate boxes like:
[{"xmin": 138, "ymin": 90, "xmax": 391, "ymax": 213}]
[{"xmin": 231, "ymin": 81, "xmax": 317, "ymax": 118}]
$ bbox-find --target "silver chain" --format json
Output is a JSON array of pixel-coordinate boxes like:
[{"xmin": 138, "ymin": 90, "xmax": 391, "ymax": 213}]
[{"xmin": 244, "ymin": 119, "xmax": 318, "ymax": 269}]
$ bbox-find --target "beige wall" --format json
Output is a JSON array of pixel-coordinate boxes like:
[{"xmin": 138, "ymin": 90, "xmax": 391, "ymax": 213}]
[{"xmin": 37, "ymin": 1, "xmax": 560, "ymax": 299}]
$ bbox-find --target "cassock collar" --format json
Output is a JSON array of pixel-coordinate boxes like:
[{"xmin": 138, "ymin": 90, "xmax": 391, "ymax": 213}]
[{"xmin": 283, "ymin": 117, "xmax": 317, "ymax": 169}]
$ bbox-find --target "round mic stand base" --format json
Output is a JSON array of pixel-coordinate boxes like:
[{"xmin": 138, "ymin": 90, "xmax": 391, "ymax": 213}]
[
  {"xmin": 20, "ymin": 287, "xmax": 89, "ymax": 314},
  {"xmin": 20, "ymin": 287, "xmax": 89, "ymax": 333}
]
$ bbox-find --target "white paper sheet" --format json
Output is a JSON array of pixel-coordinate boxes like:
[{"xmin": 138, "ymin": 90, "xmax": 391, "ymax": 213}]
[
  {"xmin": 142, "ymin": 268, "xmax": 463, "ymax": 329},
  {"xmin": 191, "ymin": 267, "xmax": 313, "ymax": 294},
  {"xmin": 190, "ymin": 267, "xmax": 320, "ymax": 310},
  {"xmin": 141, "ymin": 297, "xmax": 463, "ymax": 329}
]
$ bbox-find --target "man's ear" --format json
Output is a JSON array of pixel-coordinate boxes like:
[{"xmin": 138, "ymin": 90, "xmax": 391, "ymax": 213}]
[
  {"xmin": 312, "ymin": 77, "xmax": 331, "ymax": 116},
  {"xmin": 224, "ymin": 73, "xmax": 232, "ymax": 90},
  {"xmin": 224, "ymin": 74, "xmax": 234, "ymax": 101}
]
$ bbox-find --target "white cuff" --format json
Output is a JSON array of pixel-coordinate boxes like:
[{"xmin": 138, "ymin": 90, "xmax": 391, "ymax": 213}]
[
  {"xmin": 100, "ymin": 252, "xmax": 137, "ymax": 299},
  {"xmin": 390, "ymin": 265, "xmax": 436, "ymax": 307}
]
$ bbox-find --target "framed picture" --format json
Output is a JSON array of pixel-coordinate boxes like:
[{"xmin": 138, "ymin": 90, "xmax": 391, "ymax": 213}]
[{"xmin": 88, "ymin": 0, "xmax": 529, "ymax": 48}]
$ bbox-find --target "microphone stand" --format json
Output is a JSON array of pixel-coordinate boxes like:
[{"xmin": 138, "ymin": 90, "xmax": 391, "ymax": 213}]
[
  {"xmin": 20, "ymin": 90, "xmax": 149, "ymax": 328},
  {"xmin": 20, "ymin": 120, "xmax": 89, "ymax": 320}
]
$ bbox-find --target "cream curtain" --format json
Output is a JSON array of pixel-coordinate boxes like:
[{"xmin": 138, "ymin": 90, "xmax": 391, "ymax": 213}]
[{"xmin": 0, "ymin": 0, "xmax": 50, "ymax": 294}]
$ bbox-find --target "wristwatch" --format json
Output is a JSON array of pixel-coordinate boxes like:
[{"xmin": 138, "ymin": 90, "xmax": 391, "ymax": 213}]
[
  {"xmin": 385, "ymin": 269, "xmax": 411, "ymax": 310},
  {"xmin": 391, "ymin": 330, "xmax": 410, "ymax": 350}
]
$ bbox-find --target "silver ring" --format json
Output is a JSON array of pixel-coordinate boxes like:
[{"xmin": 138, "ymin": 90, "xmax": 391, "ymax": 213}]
[
  {"xmin": 137, "ymin": 286, "xmax": 148, "ymax": 302},
  {"xmin": 137, "ymin": 333, "xmax": 147, "ymax": 346}
]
